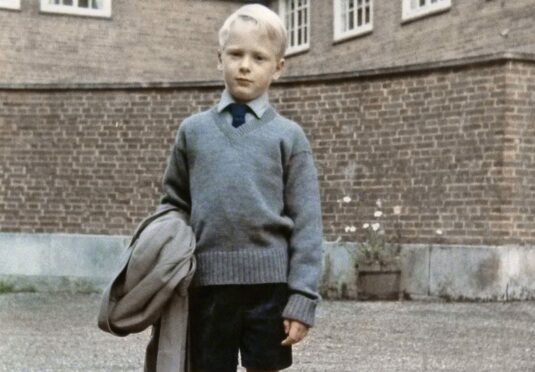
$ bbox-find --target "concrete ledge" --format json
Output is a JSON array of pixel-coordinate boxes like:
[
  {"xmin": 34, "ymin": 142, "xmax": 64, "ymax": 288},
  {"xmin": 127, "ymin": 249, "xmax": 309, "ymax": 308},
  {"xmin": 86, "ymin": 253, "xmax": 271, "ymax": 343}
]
[
  {"xmin": 401, "ymin": 244, "xmax": 535, "ymax": 301},
  {"xmin": 0, "ymin": 232, "xmax": 358, "ymax": 296},
  {"xmin": 2, "ymin": 232, "xmax": 535, "ymax": 301},
  {"xmin": 0, "ymin": 274, "xmax": 108, "ymax": 293},
  {"xmin": 0, "ymin": 232, "xmax": 128, "ymax": 292},
  {"xmin": 320, "ymin": 241, "xmax": 358, "ymax": 299}
]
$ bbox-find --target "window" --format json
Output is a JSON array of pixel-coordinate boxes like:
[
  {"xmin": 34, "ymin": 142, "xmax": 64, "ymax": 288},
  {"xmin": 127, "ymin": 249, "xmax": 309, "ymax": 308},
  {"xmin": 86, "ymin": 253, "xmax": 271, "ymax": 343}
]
[
  {"xmin": 333, "ymin": 0, "xmax": 373, "ymax": 42},
  {"xmin": 0, "ymin": 0, "xmax": 20, "ymax": 10},
  {"xmin": 279, "ymin": 0, "xmax": 310, "ymax": 56},
  {"xmin": 402, "ymin": 0, "xmax": 451, "ymax": 22},
  {"xmin": 40, "ymin": 0, "xmax": 111, "ymax": 18}
]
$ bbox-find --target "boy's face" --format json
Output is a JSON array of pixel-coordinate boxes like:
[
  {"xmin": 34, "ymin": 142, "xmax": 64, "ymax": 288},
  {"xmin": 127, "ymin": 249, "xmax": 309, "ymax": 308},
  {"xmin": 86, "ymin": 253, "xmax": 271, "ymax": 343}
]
[{"xmin": 218, "ymin": 19, "xmax": 285, "ymax": 103}]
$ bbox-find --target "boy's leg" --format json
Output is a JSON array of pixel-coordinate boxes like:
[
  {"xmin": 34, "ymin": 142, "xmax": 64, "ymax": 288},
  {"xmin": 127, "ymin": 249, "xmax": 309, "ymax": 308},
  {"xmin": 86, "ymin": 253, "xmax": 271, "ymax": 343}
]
[
  {"xmin": 189, "ymin": 285, "xmax": 243, "ymax": 372},
  {"xmin": 240, "ymin": 284, "xmax": 292, "ymax": 371}
]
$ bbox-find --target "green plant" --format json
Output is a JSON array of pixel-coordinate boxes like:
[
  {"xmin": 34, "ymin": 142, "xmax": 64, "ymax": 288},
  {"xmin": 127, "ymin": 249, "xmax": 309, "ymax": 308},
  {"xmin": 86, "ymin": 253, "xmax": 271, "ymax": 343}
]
[
  {"xmin": 0, "ymin": 281, "xmax": 37, "ymax": 294},
  {"xmin": 338, "ymin": 196, "xmax": 401, "ymax": 267},
  {"xmin": 0, "ymin": 281, "xmax": 15, "ymax": 294},
  {"xmin": 342, "ymin": 198, "xmax": 401, "ymax": 267},
  {"xmin": 357, "ymin": 222, "xmax": 399, "ymax": 267}
]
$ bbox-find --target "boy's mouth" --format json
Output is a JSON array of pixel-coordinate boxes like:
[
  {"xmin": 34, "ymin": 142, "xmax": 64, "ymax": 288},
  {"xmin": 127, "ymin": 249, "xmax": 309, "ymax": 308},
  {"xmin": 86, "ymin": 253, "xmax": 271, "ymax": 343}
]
[{"xmin": 236, "ymin": 78, "xmax": 252, "ymax": 84}]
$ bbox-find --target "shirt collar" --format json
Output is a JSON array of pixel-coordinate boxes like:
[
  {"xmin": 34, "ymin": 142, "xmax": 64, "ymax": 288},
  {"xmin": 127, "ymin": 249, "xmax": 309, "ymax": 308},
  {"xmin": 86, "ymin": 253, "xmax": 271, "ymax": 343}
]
[{"xmin": 217, "ymin": 89, "xmax": 269, "ymax": 119}]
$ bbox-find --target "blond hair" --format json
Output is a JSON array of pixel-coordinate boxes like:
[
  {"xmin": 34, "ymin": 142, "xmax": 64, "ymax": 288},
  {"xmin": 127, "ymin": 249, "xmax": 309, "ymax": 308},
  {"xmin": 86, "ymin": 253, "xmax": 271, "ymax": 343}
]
[{"xmin": 218, "ymin": 4, "xmax": 287, "ymax": 58}]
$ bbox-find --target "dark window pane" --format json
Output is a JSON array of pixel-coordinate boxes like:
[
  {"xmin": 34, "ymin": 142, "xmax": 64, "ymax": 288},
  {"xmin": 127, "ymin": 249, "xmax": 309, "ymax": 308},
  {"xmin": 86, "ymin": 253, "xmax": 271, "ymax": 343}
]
[{"xmin": 79, "ymin": 0, "xmax": 89, "ymax": 8}]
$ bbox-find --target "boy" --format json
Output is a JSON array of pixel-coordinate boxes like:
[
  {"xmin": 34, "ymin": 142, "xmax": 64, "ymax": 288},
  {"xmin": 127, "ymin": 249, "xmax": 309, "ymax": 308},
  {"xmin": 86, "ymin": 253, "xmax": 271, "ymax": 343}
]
[{"xmin": 160, "ymin": 4, "xmax": 323, "ymax": 372}]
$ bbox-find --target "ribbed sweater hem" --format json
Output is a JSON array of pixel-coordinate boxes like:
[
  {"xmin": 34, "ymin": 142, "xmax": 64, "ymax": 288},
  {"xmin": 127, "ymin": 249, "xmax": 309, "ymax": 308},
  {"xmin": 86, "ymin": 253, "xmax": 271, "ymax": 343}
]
[{"xmin": 191, "ymin": 246, "xmax": 289, "ymax": 287}]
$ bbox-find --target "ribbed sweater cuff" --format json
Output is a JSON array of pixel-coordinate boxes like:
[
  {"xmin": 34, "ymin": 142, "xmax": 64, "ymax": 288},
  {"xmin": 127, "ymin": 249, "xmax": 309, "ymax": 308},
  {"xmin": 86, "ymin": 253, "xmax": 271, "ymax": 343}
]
[{"xmin": 282, "ymin": 293, "xmax": 318, "ymax": 328}]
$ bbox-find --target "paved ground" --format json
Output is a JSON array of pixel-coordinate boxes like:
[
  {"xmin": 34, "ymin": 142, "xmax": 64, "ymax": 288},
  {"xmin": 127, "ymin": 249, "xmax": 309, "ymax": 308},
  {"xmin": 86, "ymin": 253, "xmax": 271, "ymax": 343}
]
[{"xmin": 1, "ymin": 293, "xmax": 535, "ymax": 371}]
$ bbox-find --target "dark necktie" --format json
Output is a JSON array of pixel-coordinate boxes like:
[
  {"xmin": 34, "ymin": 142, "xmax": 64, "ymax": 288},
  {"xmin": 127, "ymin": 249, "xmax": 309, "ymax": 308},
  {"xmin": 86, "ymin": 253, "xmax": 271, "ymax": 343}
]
[{"xmin": 228, "ymin": 103, "xmax": 248, "ymax": 128}]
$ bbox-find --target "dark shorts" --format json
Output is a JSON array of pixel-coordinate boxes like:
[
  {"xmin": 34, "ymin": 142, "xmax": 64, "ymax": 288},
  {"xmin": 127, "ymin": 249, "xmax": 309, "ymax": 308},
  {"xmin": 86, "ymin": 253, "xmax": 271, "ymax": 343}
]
[{"xmin": 189, "ymin": 283, "xmax": 292, "ymax": 372}]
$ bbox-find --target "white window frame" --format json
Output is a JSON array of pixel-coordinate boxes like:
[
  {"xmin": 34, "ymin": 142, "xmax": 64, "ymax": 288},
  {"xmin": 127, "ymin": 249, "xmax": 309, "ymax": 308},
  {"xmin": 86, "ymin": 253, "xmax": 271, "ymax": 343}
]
[
  {"xmin": 0, "ymin": 0, "xmax": 20, "ymax": 10},
  {"xmin": 402, "ymin": 0, "xmax": 451, "ymax": 22},
  {"xmin": 40, "ymin": 0, "xmax": 111, "ymax": 18},
  {"xmin": 279, "ymin": 0, "xmax": 310, "ymax": 56},
  {"xmin": 333, "ymin": 0, "xmax": 373, "ymax": 43}
]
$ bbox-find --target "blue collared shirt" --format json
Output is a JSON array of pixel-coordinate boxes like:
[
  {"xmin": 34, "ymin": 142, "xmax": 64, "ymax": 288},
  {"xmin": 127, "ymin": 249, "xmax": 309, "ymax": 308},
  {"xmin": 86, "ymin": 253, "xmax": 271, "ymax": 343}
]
[{"xmin": 216, "ymin": 90, "xmax": 270, "ymax": 125}]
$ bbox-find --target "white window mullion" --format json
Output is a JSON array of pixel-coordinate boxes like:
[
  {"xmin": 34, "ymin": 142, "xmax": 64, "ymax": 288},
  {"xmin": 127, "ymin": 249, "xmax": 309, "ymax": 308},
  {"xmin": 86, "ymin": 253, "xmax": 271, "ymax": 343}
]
[
  {"xmin": 356, "ymin": 0, "xmax": 360, "ymax": 28},
  {"xmin": 305, "ymin": 0, "xmax": 310, "ymax": 49},
  {"xmin": 347, "ymin": 0, "xmax": 352, "ymax": 31},
  {"xmin": 341, "ymin": 0, "xmax": 350, "ymax": 32},
  {"xmin": 297, "ymin": 4, "xmax": 302, "ymax": 45},
  {"xmin": 291, "ymin": 0, "xmax": 299, "ymax": 46}
]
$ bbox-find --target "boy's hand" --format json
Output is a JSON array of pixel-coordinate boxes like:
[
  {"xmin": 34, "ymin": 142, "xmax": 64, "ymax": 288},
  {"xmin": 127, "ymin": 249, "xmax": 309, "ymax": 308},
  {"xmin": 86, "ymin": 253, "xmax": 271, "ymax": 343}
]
[{"xmin": 281, "ymin": 319, "xmax": 309, "ymax": 346}]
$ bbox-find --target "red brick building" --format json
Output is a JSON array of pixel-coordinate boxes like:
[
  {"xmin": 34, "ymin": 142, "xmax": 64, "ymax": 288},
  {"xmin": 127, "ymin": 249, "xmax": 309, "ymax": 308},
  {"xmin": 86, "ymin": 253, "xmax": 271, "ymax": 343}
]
[{"xmin": 1, "ymin": 0, "xmax": 535, "ymax": 298}]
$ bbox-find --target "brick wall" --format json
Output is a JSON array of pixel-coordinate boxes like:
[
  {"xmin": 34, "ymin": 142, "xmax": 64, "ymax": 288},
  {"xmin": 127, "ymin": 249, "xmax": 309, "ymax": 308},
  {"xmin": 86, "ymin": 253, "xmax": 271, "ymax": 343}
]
[
  {"xmin": 0, "ymin": 88, "xmax": 221, "ymax": 232},
  {"xmin": 505, "ymin": 62, "xmax": 535, "ymax": 242},
  {"xmin": 1, "ymin": 59, "xmax": 534, "ymax": 245},
  {"xmin": 273, "ymin": 0, "xmax": 535, "ymax": 78},
  {"xmin": 0, "ymin": 0, "xmax": 239, "ymax": 84}
]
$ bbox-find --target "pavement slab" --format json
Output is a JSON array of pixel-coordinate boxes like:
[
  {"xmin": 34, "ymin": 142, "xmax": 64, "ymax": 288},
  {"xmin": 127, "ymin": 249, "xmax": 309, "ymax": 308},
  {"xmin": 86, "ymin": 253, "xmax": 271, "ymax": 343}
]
[{"xmin": 1, "ymin": 293, "xmax": 535, "ymax": 371}]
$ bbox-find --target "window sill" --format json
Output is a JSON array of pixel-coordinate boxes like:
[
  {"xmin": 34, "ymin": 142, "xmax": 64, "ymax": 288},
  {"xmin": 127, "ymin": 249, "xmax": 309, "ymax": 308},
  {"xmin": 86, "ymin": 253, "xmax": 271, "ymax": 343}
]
[
  {"xmin": 0, "ymin": 0, "xmax": 20, "ymax": 11},
  {"xmin": 401, "ymin": 5, "xmax": 451, "ymax": 23},
  {"xmin": 333, "ymin": 28, "xmax": 373, "ymax": 45},
  {"xmin": 40, "ymin": 5, "xmax": 111, "ymax": 18},
  {"xmin": 285, "ymin": 45, "xmax": 310, "ymax": 58}
]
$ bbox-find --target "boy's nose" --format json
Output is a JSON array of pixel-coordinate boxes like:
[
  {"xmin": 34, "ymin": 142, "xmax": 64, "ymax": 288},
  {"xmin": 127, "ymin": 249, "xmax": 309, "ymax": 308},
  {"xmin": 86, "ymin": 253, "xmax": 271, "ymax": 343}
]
[{"xmin": 239, "ymin": 56, "xmax": 251, "ymax": 72}]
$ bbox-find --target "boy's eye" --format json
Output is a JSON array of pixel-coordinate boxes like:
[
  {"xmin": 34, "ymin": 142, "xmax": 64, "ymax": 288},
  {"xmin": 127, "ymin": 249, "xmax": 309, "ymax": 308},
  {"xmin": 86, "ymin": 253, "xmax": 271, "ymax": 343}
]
[{"xmin": 254, "ymin": 55, "xmax": 265, "ymax": 61}]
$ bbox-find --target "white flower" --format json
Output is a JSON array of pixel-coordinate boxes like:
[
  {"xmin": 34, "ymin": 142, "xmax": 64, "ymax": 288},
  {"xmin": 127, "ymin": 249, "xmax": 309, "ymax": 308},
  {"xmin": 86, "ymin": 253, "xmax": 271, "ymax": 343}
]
[
  {"xmin": 376, "ymin": 199, "xmax": 382, "ymax": 208},
  {"xmin": 342, "ymin": 196, "xmax": 352, "ymax": 203},
  {"xmin": 436, "ymin": 229, "xmax": 443, "ymax": 235},
  {"xmin": 345, "ymin": 225, "xmax": 356, "ymax": 233},
  {"xmin": 374, "ymin": 210, "xmax": 383, "ymax": 218},
  {"xmin": 363, "ymin": 223, "xmax": 370, "ymax": 229},
  {"xmin": 393, "ymin": 206, "xmax": 402, "ymax": 215},
  {"xmin": 371, "ymin": 223, "xmax": 380, "ymax": 231}
]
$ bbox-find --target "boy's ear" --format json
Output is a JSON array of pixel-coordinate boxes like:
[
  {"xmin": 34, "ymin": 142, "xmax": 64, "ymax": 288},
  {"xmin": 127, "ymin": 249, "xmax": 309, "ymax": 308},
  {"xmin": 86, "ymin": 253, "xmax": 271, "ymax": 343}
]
[
  {"xmin": 217, "ymin": 49, "xmax": 223, "ymax": 71},
  {"xmin": 272, "ymin": 58, "xmax": 285, "ymax": 80}
]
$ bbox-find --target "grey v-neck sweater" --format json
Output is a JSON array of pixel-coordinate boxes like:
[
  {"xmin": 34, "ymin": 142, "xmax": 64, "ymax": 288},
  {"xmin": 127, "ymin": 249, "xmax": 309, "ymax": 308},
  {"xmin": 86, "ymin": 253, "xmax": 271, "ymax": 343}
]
[{"xmin": 160, "ymin": 106, "xmax": 323, "ymax": 327}]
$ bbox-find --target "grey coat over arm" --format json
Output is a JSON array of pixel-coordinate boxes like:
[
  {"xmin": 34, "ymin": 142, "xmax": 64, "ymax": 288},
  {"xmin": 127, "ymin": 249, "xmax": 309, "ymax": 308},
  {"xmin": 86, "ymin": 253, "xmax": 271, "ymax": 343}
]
[{"xmin": 98, "ymin": 204, "xmax": 196, "ymax": 372}]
